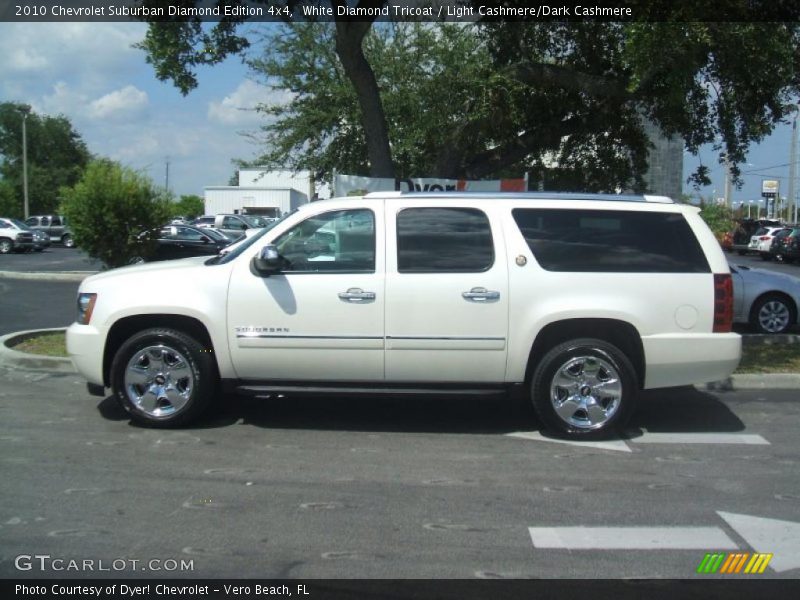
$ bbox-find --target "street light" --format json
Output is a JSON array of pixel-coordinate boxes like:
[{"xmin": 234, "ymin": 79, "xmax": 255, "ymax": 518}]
[{"xmin": 18, "ymin": 105, "xmax": 31, "ymax": 220}]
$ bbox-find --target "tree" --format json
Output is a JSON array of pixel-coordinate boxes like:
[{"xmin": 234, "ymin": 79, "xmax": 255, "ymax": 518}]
[
  {"xmin": 172, "ymin": 194, "xmax": 205, "ymax": 219},
  {"xmin": 135, "ymin": 2, "xmax": 800, "ymax": 191},
  {"xmin": 60, "ymin": 160, "xmax": 171, "ymax": 268},
  {"xmin": 135, "ymin": 0, "xmax": 392, "ymax": 176},
  {"xmin": 0, "ymin": 103, "xmax": 91, "ymax": 215},
  {"xmin": 0, "ymin": 180, "xmax": 19, "ymax": 217}
]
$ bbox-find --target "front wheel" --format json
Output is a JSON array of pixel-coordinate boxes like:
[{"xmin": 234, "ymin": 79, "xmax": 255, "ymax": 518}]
[
  {"xmin": 110, "ymin": 328, "xmax": 217, "ymax": 427},
  {"xmin": 62, "ymin": 234, "xmax": 75, "ymax": 248},
  {"xmin": 750, "ymin": 295, "xmax": 795, "ymax": 334},
  {"xmin": 0, "ymin": 239, "xmax": 12, "ymax": 254},
  {"xmin": 530, "ymin": 339, "xmax": 638, "ymax": 438}
]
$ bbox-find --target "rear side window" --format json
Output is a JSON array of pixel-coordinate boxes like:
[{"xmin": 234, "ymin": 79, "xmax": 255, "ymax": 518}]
[
  {"xmin": 512, "ymin": 209, "xmax": 710, "ymax": 273},
  {"xmin": 397, "ymin": 207, "xmax": 494, "ymax": 272}
]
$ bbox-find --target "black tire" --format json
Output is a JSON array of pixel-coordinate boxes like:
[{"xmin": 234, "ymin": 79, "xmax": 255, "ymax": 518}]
[
  {"xmin": 0, "ymin": 238, "xmax": 11, "ymax": 254},
  {"xmin": 530, "ymin": 338, "xmax": 638, "ymax": 438},
  {"xmin": 749, "ymin": 294, "xmax": 796, "ymax": 335},
  {"xmin": 110, "ymin": 328, "xmax": 217, "ymax": 427},
  {"xmin": 62, "ymin": 234, "xmax": 75, "ymax": 248}
]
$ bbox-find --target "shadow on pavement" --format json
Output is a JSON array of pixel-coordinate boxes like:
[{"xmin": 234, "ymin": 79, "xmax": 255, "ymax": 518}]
[{"xmin": 96, "ymin": 385, "xmax": 748, "ymax": 437}]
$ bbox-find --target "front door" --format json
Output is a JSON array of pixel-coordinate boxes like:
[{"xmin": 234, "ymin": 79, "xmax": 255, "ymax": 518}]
[{"xmin": 227, "ymin": 205, "xmax": 385, "ymax": 382}]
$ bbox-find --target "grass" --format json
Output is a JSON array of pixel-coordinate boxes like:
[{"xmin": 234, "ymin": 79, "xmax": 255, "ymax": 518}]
[
  {"xmin": 8, "ymin": 331, "xmax": 800, "ymax": 374},
  {"xmin": 10, "ymin": 331, "xmax": 67, "ymax": 357}
]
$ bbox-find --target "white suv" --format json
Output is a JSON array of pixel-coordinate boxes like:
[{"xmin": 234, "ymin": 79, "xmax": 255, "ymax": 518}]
[{"xmin": 67, "ymin": 192, "xmax": 741, "ymax": 437}]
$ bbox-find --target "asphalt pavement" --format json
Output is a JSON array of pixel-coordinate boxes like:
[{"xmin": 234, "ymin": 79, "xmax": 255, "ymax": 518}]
[{"xmin": 0, "ymin": 367, "xmax": 798, "ymax": 579}]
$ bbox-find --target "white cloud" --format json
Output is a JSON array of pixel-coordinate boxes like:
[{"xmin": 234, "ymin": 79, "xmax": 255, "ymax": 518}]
[
  {"xmin": 207, "ymin": 79, "xmax": 276, "ymax": 126},
  {"xmin": 89, "ymin": 85, "xmax": 149, "ymax": 119},
  {"xmin": 37, "ymin": 81, "xmax": 89, "ymax": 116}
]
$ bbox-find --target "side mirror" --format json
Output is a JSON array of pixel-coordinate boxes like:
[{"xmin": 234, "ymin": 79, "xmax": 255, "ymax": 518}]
[{"xmin": 251, "ymin": 244, "xmax": 282, "ymax": 276}]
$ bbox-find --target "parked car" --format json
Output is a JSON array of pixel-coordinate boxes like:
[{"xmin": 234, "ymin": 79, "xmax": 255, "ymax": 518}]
[
  {"xmin": 31, "ymin": 228, "xmax": 51, "ymax": 251},
  {"xmin": 67, "ymin": 191, "xmax": 740, "ymax": 438},
  {"xmin": 131, "ymin": 225, "xmax": 232, "ymax": 263},
  {"xmin": 25, "ymin": 215, "xmax": 75, "ymax": 247},
  {"xmin": 767, "ymin": 228, "xmax": 796, "ymax": 262},
  {"xmin": 731, "ymin": 218, "xmax": 782, "ymax": 254},
  {"xmin": 191, "ymin": 214, "xmax": 271, "ymax": 241},
  {"xmin": 0, "ymin": 217, "xmax": 36, "ymax": 253},
  {"xmin": 770, "ymin": 226, "xmax": 800, "ymax": 263},
  {"xmin": 730, "ymin": 263, "xmax": 800, "ymax": 334},
  {"xmin": 747, "ymin": 226, "xmax": 786, "ymax": 260}
]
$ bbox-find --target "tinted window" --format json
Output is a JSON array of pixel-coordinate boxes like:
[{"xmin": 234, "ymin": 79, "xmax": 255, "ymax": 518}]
[
  {"xmin": 274, "ymin": 209, "xmax": 375, "ymax": 273},
  {"xmin": 512, "ymin": 209, "xmax": 710, "ymax": 273},
  {"xmin": 397, "ymin": 207, "xmax": 494, "ymax": 273}
]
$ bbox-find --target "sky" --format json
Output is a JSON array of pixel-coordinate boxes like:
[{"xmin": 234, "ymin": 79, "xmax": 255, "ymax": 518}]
[{"xmin": 1, "ymin": 21, "xmax": 797, "ymax": 206}]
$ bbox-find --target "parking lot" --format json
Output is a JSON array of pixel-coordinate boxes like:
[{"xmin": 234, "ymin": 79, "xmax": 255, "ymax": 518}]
[
  {"xmin": 0, "ymin": 246, "xmax": 799, "ymax": 581},
  {"xmin": 0, "ymin": 365, "xmax": 798, "ymax": 580}
]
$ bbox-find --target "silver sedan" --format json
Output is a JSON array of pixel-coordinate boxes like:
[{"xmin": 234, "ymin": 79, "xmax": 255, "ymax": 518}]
[{"xmin": 730, "ymin": 263, "xmax": 800, "ymax": 333}]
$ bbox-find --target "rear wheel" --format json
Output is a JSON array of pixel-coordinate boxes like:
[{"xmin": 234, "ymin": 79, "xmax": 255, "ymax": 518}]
[
  {"xmin": 62, "ymin": 234, "xmax": 75, "ymax": 248},
  {"xmin": 110, "ymin": 328, "xmax": 217, "ymax": 427},
  {"xmin": 530, "ymin": 338, "xmax": 638, "ymax": 438}
]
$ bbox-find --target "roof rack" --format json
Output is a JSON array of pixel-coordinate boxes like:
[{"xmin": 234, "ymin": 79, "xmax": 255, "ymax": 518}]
[{"xmin": 361, "ymin": 191, "xmax": 673, "ymax": 204}]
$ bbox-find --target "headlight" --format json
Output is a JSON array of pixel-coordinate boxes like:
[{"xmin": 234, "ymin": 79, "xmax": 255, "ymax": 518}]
[{"xmin": 77, "ymin": 293, "xmax": 97, "ymax": 325}]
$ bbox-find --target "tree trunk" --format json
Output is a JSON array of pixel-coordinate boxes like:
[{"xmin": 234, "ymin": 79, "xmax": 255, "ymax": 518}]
[{"xmin": 334, "ymin": 20, "xmax": 395, "ymax": 178}]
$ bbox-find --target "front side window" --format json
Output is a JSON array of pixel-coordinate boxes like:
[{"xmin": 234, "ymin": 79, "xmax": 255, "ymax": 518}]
[
  {"xmin": 396, "ymin": 207, "xmax": 494, "ymax": 273},
  {"xmin": 273, "ymin": 209, "xmax": 375, "ymax": 273}
]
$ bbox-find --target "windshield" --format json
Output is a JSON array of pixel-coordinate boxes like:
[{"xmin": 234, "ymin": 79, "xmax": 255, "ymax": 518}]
[
  {"xmin": 207, "ymin": 211, "xmax": 295, "ymax": 265},
  {"xmin": 10, "ymin": 219, "xmax": 30, "ymax": 230}
]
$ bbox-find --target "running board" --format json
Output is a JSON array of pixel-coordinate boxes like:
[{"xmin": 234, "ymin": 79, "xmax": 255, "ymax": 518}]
[{"xmin": 233, "ymin": 384, "xmax": 509, "ymax": 397}]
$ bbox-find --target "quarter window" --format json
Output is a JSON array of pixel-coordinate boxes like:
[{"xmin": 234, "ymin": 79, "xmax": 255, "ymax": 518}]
[
  {"xmin": 512, "ymin": 208, "xmax": 710, "ymax": 273},
  {"xmin": 274, "ymin": 209, "xmax": 375, "ymax": 273},
  {"xmin": 396, "ymin": 207, "xmax": 494, "ymax": 273}
]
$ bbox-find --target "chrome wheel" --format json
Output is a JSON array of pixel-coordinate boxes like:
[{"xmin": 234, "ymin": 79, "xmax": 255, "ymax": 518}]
[
  {"xmin": 123, "ymin": 345, "xmax": 194, "ymax": 418},
  {"xmin": 0, "ymin": 239, "xmax": 12, "ymax": 254},
  {"xmin": 757, "ymin": 300, "xmax": 790, "ymax": 334},
  {"xmin": 549, "ymin": 355, "xmax": 622, "ymax": 430}
]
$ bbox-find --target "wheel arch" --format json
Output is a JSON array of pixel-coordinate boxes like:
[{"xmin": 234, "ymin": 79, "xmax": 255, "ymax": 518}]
[
  {"xmin": 103, "ymin": 314, "xmax": 217, "ymax": 387},
  {"xmin": 524, "ymin": 318, "xmax": 645, "ymax": 389}
]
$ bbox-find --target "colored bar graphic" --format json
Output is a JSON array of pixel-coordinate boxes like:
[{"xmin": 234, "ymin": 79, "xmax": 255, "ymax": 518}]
[{"xmin": 697, "ymin": 552, "xmax": 773, "ymax": 574}]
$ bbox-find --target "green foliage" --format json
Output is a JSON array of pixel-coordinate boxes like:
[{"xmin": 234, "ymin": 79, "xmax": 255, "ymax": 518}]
[
  {"xmin": 0, "ymin": 180, "xmax": 21, "ymax": 217},
  {"xmin": 60, "ymin": 160, "xmax": 171, "ymax": 268},
  {"xmin": 171, "ymin": 194, "xmax": 205, "ymax": 219},
  {"xmin": 0, "ymin": 103, "xmax": 91, "ymax": 215},
  {"xmin": 699, "ymin": 203, "xmax": 736, "ymax": 238}
]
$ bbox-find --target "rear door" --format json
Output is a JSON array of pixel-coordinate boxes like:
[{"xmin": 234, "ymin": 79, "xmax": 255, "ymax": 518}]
[{"xmin": 384, "ymin": 201, "xmax": 509, "ymax": 383}]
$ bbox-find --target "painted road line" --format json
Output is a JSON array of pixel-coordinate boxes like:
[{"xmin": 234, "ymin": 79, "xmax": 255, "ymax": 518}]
[
  {"xmin": 528, "ymin": 526, "xmax": 738, "ymax": 550},
  {"xmin": 627, "ymin": 432, "xmax": 770, "ymax": 445},
  {"xmin": 505, "ymin": 431, "xmax": 632, "ymax": 453},
  {"xmin": 717, "ymin": 512, "xmax": 800, "ymax": 573}
]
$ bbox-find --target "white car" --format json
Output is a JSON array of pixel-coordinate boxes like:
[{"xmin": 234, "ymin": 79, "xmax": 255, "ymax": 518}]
[
  {"xmin": 67, "ymin": 192, "xmax": 741, "ymax": 438},
  {"xmin": 748, "ymin": 226, "xmax": 785, "ymax": 259}
]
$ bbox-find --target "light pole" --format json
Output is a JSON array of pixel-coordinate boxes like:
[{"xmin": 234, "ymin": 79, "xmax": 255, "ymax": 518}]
[{"xmin": 19, "ymin": 105, "xmax": 31, "ymax": 220}]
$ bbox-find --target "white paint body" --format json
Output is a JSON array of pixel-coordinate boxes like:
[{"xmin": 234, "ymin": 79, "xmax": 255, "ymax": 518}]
[{"xmin": 67, "ymin": 193, "xmax": 741, "ymax": 391}]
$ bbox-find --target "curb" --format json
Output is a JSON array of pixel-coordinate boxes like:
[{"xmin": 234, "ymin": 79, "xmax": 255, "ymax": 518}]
[
  {"xmin": 2, "ymin": 329, "xmax": 799, "ymax": 389},
  {"xmin": 0, "ymin": 328, "xmax": 77, "ymax": 373},
  {"xmin": 0, "ymin": 270, "xmax": 97, "ymax": 282}
]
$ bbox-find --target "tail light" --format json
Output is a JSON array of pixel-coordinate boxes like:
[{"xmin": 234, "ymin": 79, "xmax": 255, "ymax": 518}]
[
  {"xmin": 713, "ymin": 274, "xmax": 733, "ymax": 333},
  {"xmin": 759, "ymin": 236, "xmax": 770, "ymax": 240}
]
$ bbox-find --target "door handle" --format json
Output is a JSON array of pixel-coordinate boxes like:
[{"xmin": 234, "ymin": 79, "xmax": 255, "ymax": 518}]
[
  {"xmin": 338, "ymin": 288, "xmax": 376, "ymax": 302},
  {"xmin": 462, "ymin": 287, "xmax": 500, "ymax": 301}
]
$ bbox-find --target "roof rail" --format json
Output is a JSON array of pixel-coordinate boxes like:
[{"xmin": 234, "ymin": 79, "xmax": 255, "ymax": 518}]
[{"xmin": 360, "ymin": 191, "xmax": 674, "ymax": 204}]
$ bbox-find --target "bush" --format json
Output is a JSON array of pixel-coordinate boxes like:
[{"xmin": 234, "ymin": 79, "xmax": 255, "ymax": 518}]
[
  {"xmin": 171, "ymin": 194, "xmax": 205, "ymax": 219},
  {"xmin": 699, "ymin": 203, "xmax": 735, "ymax": 239},
  {"xmin": 60, "ymin": 160, "xmax": 171, "ymax": 268}
]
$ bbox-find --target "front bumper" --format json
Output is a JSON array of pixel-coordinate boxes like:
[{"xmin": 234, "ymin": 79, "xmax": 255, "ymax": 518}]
[{"xmin": 66, "ymin": 322, "xmax": 105, "ymax": 386}]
